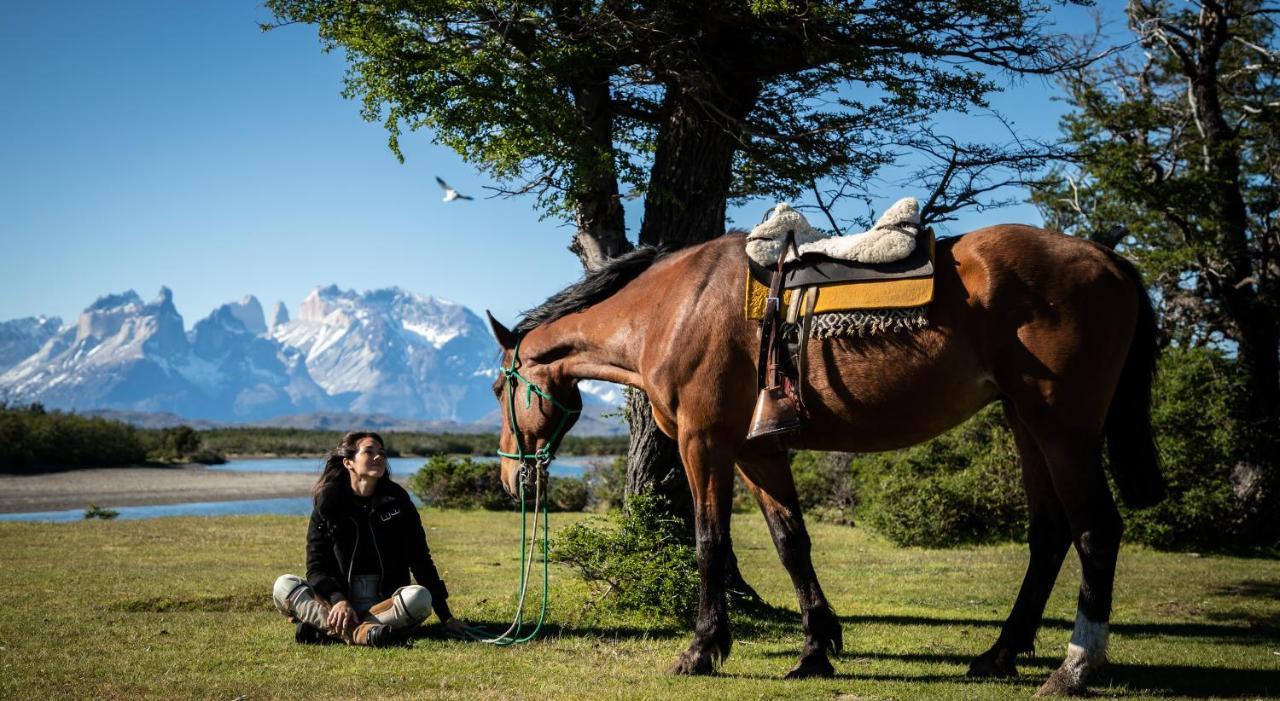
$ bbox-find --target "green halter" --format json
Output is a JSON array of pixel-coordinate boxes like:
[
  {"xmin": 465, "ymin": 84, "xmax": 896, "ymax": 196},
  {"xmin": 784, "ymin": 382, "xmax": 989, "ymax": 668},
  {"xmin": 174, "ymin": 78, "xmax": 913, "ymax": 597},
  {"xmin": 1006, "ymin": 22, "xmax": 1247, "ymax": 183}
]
[
  {"xmin": 495, "ymin": 335, "xmax": 580, "ymax": 466},
  {"xmin": 458, "ymin": 333, "xmax": 573, "ymax": 646}
]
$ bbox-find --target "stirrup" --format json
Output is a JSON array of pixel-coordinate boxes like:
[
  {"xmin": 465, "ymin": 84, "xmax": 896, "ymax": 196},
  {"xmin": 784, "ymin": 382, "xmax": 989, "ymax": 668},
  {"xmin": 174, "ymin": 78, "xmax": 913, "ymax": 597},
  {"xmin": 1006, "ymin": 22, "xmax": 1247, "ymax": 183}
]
[{"xmin": 746, "ymin": 386, "xmax": 802, "ymax": 440}]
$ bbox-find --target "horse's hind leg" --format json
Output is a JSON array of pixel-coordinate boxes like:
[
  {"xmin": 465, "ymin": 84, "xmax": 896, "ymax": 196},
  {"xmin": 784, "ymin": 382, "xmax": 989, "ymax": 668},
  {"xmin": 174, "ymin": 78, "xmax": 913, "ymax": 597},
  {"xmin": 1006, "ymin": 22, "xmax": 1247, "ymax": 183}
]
[
  {"xmin": 737, "ymin": 451, "xmax": 842, "ymax": 678},
  {"xmin": 1021, "ymin": 421, "xmax": 1123, "ymax": 697},
  {"xmin": 968, "ymin": 402, "xmax": 1072, "ymax": 679},
  {"xmin": 667, "ymin": 431, "xmax": 737, "ymax": 676}
]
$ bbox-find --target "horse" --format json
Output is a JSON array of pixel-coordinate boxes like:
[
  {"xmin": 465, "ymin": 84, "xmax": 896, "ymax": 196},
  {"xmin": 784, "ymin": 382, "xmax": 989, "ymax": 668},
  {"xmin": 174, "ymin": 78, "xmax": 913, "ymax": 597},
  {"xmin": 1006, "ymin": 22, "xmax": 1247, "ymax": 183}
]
[{"xmin": 486, "ymin": 224, "xmax": 1165, "ymax": 697}]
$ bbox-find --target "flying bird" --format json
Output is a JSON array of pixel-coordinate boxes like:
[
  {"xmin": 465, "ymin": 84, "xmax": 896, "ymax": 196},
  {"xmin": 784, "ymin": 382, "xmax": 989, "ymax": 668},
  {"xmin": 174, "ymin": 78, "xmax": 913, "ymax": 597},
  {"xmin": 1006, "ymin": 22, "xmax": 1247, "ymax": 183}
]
[{"xmin": 435, "ymin": 176, "xmax": 473, "ymax": 202}]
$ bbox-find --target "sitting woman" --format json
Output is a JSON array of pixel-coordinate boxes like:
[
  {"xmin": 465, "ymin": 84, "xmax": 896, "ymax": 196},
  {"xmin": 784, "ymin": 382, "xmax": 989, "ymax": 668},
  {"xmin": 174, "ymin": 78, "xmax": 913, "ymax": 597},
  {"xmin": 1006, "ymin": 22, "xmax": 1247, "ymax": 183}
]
[{"xmin": 272, "ymin": 431, "xmax": 466, "ymax": 645}]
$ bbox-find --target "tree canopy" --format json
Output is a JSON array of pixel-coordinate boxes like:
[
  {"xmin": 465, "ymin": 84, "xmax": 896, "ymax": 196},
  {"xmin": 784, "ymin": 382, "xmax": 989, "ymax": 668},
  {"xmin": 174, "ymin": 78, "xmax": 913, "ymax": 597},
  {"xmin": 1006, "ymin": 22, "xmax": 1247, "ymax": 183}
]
[
  {"xmin": 1034, "ymin": 0, "xmax": 1279, "ymax": 538},
  {"xmin": 266, "ymin": 0, "xmax": 1085, "ymax": 265}
]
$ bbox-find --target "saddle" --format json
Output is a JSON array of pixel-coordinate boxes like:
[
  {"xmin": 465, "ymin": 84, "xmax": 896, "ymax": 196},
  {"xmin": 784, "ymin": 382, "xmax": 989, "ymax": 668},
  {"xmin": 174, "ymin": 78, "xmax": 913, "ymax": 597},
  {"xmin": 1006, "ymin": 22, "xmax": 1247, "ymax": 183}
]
[{"xmin": 745, "ymin": 228, "xmax": 936, "ymax": 441}]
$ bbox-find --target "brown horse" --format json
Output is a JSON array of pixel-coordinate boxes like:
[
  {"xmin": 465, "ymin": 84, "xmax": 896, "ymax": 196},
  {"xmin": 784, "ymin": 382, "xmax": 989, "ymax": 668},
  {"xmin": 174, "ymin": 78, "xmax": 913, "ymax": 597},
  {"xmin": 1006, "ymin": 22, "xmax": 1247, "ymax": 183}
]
[{"xmin": 486, "ymin": 225, "xmax": 1164, "ymax": 697}]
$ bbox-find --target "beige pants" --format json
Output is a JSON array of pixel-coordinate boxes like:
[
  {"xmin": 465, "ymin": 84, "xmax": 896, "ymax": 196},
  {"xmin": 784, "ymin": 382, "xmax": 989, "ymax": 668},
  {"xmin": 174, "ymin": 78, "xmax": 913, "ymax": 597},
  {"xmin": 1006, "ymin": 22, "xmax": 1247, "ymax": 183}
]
[{"xmin": 272, "ymin": 574, "xmax": 433, "ymax": 645}]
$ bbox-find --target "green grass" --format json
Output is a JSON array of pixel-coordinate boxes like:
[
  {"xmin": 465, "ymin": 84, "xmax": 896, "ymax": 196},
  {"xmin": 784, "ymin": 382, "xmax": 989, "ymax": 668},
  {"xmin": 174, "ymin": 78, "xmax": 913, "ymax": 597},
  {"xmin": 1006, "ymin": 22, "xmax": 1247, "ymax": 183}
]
[{"xmin": 1, "ymin": 510, "xmax": 1276, "ymax": 700}]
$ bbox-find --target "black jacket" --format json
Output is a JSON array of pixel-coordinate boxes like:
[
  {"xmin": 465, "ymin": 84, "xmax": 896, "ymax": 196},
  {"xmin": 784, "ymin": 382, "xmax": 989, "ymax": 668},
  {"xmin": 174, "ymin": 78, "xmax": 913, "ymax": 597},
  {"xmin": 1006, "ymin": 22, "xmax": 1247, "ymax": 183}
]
[{"xmin": 306, "ymin": 476, "xmax": 452, "ymax": 621}]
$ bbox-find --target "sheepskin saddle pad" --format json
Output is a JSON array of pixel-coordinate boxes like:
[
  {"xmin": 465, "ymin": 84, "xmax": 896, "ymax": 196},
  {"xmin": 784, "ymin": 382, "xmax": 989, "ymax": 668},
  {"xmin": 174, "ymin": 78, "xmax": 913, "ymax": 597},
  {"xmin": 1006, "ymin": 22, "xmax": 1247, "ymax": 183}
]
[{"xmin": 743, "ymin": 200, "xmax": 934, "ymax": 336}]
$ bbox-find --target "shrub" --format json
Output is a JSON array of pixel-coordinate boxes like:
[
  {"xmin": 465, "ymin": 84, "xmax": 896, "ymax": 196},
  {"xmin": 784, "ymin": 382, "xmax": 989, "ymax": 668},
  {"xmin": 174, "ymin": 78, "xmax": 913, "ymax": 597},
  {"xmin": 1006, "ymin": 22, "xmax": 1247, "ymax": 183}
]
[
  {"xmin": 548, "ymin": 475, "xmax": 589, "ymax": 511},
  {"xmin": 583, "ymin": 456, "xmax": 626, "ymax": 511},
  {"xmin": 141, "ymin": 425, "xmax": 223, "ymax": 463},
  {"xmin": 790, "ymin": 450, "xmax": 859, "ymax": 525},
  {"xmin": 83, "ymin": 503, "xmax": 119, "ymax": 520},
  {"xmin": 552, "ymin": 493, "xmax": 699, "ymax": 622},
  {"xmin": 405, "ymin": 455, "xmax": 592, "ymax": 512},
  {"xmin": 1123, "ymin": 346, "xmax": 1256, "ymax": 549},
  {"xmin": 856, "ymin": 404, "xmax": 1027, "ymax": 547},
  {"xmin": 405, "ymin": 455, "xmax": 510, "ymax": 510}
]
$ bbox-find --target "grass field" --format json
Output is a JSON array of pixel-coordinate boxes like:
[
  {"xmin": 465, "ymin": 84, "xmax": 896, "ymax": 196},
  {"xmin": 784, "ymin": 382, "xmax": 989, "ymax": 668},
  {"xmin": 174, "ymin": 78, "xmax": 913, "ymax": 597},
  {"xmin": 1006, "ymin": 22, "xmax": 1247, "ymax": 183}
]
[{"xmin": 1, "ymin": 509, "xmax": 1276, "ymax": 700}]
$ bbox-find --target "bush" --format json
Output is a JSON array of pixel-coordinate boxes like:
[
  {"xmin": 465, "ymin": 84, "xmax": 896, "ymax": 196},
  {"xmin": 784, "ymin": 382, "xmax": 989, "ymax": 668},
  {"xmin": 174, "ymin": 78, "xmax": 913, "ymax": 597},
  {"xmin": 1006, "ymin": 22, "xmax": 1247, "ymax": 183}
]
[
  {"xmin": 790, "ymin": 450, "xmax": 859, "ymax": 525},
  {"xmin": 405, "ymin": 455, "xmax": 592, "ymax": 512},
  {"xmin": 405, "ymin": 455, "xmax": 510, "ymax": 510},
  {"xmin": 583, "ymin": 456, "xmax": 626, "ymax": 511},
  {"xmin": 552, "ymin": 493, "xmax": 699, "ymax": 622},
  {"xmin": 856, "ymin": 404, "xmax": 1027, "ymax": 547},
  {"xmin": 141, "ymin": 425, "xmax": 225, "ymax": 463},
  {"xmin": 83, "ymin": 503, "xmax": 119, "ymax": 520},
  {"xmin": 1123, "ymin": 346, "xmax": 1256, "ymax": 549},
  {"xmin": 548, "ymin": 475, "xmax": 590, "ymax": 511}
]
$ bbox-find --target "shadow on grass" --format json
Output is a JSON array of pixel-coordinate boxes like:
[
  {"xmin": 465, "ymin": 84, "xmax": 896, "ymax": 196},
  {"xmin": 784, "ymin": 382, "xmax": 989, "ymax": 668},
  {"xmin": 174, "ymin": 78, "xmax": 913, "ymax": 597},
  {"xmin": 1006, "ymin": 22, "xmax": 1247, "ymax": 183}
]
[
  {"xmin": 407, "ymin": 620, "xmax": 687, "ymax": 643},
  {"xmin": 726, "ymin": 652, "xmax": 1280, "ymax": 698},
  {"xmin": 1209, "ymin": 578, "xmax": 1280, "ymax": 601},
  {"xmin": 832, "ymin": 613, "xmax": 1279, "ymax": 643}
]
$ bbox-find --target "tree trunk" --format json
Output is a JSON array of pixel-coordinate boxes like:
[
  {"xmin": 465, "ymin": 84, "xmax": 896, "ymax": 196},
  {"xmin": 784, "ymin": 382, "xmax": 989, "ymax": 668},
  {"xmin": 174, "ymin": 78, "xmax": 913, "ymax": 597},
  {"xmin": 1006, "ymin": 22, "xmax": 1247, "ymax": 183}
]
[
  {"xmin": 1182, "ymin": 14, "xmax": 1280, "ymax": 539},
  {"xmin": 567, "ymin": 75, "xmax": 632, "ymax": 269},
  {"xmin": 624, "ymin": 74, "xmax": 763, "ymax": 598}
]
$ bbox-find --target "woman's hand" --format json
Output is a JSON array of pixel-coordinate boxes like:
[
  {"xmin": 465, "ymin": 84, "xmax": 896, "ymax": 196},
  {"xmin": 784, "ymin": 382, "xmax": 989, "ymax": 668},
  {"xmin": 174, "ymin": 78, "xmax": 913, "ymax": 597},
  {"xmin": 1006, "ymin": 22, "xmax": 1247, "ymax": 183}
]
[
  {"xmin": 442, "ymin": 616, "xmax": 468, "ymax": 638},
  {"xmin": 327, "ymin": 600, "xmax": 358, "ymax": 634}
]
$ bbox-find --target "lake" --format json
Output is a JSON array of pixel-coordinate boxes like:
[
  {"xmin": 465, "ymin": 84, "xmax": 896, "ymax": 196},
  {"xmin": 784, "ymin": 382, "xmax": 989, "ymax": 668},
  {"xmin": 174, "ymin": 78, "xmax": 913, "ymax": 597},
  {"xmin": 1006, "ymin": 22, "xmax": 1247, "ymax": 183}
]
[
  {"xmin": 0, "ymin": 455, "xmax": 614, "ymax": 522},
  {"xmin": 207, "ymin": 454, "xmax": 604, "ymax": 477}
]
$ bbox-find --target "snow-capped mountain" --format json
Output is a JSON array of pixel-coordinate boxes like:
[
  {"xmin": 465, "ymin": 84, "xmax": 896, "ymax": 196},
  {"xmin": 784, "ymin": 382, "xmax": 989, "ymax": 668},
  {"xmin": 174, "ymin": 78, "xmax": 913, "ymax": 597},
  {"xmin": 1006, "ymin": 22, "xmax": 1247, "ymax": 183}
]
[
  {"xmin": 0, "ymin": 316, "xmax": 62, "ymax": 373},
  {"xmin": 0, "ymin": 289, "xmax": 206, "ymax": 414},
  {"xmin": 272, "ymin": 285, "xmax": 497, "ymax": 421},
  {"xmin": 187, "ymin": 297, "xmax": 334, "ymax": 419},
  {"xmin": 0, "ymin": 284, "xmax": 624, "ymax": 429}
]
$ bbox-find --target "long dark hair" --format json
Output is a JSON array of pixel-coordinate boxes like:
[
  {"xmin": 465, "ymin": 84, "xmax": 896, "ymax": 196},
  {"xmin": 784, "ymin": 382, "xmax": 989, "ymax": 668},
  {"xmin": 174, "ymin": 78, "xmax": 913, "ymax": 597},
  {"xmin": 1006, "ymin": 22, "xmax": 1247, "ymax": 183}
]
[{"xmin": 313, "ymin": 431, "xmax": 388, "ymax": 502}]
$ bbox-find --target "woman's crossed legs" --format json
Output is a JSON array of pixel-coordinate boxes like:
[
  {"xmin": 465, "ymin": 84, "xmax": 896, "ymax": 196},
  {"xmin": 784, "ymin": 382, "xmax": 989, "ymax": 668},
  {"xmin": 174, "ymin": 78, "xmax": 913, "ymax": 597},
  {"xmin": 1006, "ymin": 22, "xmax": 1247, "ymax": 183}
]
[{"xmin": 272, "ymin": 574, "xmax": 432, "ymax": 646}]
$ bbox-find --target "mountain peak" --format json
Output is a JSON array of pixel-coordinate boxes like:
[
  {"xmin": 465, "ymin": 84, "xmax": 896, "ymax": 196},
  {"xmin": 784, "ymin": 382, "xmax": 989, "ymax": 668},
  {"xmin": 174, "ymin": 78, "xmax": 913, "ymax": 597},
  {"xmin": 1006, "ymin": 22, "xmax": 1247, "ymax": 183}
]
[
  {"xmin": 268, "ymin": 301, "xmax": 289, "ymax": 331},
  {"xmin": 87, "ymin": 290, "xmax": 143, "ymax": 313}
]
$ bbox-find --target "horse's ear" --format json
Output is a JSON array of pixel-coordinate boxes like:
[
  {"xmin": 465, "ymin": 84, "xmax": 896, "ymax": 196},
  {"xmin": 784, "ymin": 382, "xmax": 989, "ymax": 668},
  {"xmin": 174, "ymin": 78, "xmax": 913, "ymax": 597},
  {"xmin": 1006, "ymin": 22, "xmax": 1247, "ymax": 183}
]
[{"xmin": 487, "ymin": 310, "xmax": 517, "ymax": 350}]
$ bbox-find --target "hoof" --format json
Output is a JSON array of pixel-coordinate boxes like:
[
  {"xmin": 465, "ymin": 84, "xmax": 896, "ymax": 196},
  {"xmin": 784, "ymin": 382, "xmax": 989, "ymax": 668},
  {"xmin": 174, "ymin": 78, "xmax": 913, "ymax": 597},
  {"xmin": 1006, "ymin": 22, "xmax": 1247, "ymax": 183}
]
[
  {"xmin": 1034, "ymin": 668, "xmax": 1093, "ymax": 697},
  {"xmin": 967, "ymin": 646, "xmax": 1018, "ymax": 678},
  {"xmin": 784, "ymin": 654, "xmax": 835, "ymax": 679},
  {"xmin": 666, "ymin": 648, "xmax": 716, "ymax": 676}
]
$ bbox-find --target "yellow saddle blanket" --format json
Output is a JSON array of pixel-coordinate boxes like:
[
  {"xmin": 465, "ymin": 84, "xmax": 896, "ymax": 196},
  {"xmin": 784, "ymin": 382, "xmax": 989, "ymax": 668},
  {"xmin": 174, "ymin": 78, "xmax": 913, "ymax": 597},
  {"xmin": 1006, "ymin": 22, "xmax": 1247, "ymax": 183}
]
[{"xmin": 744, "ymin": 237, "xmax": 935, "ymax": 321}]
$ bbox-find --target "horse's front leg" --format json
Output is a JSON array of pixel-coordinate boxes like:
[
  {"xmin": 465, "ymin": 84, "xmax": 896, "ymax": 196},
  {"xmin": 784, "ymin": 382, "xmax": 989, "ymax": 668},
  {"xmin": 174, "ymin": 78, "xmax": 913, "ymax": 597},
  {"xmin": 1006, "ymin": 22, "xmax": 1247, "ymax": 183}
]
[
  {"xmin": 738, "ymin": 452, "xmax": 842, "ymax": 678},
  {"xmin": 667, "ymin": 432, "xmax": 736, "ymax": 676}
]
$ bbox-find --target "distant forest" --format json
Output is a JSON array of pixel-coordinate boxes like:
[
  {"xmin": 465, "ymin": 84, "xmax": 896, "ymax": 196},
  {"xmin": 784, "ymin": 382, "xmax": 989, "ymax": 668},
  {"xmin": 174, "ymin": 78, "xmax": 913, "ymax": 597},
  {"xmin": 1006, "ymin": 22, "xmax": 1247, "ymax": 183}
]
[
  {"xmin": 198, "ymin": 427, "xmax": 627, "ymax": 458},
  {"xmin": 0, "ymin": 404, "xmax": 625, "ymax": 473}
]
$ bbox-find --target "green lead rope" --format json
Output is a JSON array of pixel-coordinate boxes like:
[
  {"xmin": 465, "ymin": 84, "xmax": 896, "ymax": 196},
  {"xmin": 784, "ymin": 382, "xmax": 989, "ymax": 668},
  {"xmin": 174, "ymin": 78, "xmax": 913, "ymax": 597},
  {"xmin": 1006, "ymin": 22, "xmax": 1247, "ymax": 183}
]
[
  {"xmin": 460, "ymin": 477, "xmax": 549, "ymax": 646},
  {"xmin": 463, "ymin": 334, "xmax": 567, "ymax": 646}
]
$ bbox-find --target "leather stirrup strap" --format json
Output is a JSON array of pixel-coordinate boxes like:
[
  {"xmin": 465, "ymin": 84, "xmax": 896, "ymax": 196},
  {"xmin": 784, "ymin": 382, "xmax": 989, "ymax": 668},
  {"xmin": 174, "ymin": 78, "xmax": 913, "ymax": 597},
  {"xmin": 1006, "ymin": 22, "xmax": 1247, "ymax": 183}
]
[{"xmin": 756, "ymin": 231, "xmax": 796, "ymax": 392}]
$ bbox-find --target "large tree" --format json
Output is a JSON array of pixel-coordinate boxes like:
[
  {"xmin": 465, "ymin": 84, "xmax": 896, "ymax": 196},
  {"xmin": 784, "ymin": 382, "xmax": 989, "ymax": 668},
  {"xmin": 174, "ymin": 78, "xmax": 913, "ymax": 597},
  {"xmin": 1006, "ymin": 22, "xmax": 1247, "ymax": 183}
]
[
  {"xmin": 266, "ymin": 0, "xmax": 1081, "ymax": 530},
  {"xmin": 1033, "ymin": 0, "xmax": 1279, "ymax": 538}
]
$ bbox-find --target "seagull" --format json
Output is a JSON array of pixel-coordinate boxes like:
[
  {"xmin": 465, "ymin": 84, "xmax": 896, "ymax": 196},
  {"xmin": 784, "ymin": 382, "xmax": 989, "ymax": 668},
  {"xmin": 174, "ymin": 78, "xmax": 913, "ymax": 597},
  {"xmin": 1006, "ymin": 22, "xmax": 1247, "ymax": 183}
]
[{"xmin": 435, "ymin": 176, "xmax": 473, "ymax": 202}]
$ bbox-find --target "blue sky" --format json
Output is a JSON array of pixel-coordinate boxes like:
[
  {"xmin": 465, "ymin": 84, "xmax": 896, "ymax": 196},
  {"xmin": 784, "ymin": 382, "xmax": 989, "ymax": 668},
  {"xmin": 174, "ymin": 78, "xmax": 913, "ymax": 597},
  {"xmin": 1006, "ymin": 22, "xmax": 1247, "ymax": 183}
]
[{"xmin": 0, "ymin": 1, "xmax": 1121, "ymax": 329}]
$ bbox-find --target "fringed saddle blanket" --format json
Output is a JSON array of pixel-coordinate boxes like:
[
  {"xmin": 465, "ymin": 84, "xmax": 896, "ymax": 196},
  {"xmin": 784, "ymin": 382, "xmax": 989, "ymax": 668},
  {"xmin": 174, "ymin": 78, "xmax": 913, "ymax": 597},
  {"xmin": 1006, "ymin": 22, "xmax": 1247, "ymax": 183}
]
[{"xmin": 744, "ymin": 211, "xmax": 935, "ymax": 337}]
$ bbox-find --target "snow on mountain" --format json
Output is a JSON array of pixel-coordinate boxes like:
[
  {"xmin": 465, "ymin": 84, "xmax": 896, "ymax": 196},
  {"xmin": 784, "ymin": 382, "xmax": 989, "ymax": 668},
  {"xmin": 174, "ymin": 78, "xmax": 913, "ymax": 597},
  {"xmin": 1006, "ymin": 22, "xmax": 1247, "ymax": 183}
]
[
  {"xmin": 1, "ymin": 285, "xmax": 626, "ymax": 427},
  {"xmin": 0, "ymin": 316, "xmax": 62, "ymax": 373},
  {"xmin": 187, "ymin": 297, "xmax": 334, "ymax": 419},
  {"xmin": 0, "ymin": 288, "xmax": 205, "ymax": 414},
  {"xmin": 272, "ymin": 285, "xmax": 498, "ymax": 421}
]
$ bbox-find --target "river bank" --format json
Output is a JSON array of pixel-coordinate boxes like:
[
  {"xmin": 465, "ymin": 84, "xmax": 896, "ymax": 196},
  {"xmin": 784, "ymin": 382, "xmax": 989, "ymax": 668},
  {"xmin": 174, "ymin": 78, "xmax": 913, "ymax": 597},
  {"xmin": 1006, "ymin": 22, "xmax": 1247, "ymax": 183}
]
[{"xmin": 0, "ymin": 464, "xmax": 315, "ymax": 514}]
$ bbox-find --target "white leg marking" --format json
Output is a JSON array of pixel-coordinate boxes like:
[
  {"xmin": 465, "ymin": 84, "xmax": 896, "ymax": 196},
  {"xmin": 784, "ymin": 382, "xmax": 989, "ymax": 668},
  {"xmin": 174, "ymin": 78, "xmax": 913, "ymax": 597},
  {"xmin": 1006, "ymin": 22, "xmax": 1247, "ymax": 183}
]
[{"xmin": 1061, "ymin": 610, "xmax": 1109, "ymax": 686}]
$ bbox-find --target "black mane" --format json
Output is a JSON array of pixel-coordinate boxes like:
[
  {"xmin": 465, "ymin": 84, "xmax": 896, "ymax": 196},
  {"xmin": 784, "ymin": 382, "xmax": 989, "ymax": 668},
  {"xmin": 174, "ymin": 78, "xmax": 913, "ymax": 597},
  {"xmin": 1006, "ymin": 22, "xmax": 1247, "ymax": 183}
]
[{"xmin": 515, "ymin": 246, "xmax": 669, "ymax": 334}]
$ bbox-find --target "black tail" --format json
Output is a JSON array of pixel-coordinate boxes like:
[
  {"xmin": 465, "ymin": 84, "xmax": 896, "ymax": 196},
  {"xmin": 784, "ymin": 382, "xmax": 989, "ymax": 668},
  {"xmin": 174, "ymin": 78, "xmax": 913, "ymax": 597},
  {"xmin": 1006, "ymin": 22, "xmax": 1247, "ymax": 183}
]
[{"xmin": 1103, "ymin": 253, "xmax": 1167, "ymax": 509}]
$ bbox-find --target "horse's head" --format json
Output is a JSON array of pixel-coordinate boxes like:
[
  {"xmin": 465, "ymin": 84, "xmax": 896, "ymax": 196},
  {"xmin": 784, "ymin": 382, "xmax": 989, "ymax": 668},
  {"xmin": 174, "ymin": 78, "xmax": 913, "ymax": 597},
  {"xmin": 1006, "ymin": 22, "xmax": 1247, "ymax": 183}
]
[{"xmin": 487, "ymin": 312, "xmax": 583, "ymax": 498}]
